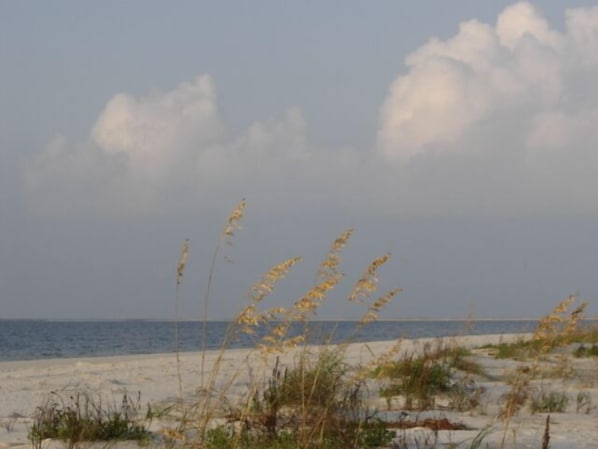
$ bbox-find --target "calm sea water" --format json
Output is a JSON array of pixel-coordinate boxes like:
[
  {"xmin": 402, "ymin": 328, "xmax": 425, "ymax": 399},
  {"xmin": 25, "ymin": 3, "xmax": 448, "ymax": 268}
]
[{"xmin": 0, "ymin": 320, "xmax": 540, "ymax": 362}]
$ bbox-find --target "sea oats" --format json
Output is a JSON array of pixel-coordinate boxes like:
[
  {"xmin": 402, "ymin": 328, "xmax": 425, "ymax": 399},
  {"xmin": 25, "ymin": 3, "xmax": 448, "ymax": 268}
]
[
  {"xmin": 359, "ymin": 288, "xmax": 402, "ymax": 324},
  {"xmin": 176, "ymin": 239, "xmax": 190, "ymax": 286},
  {"xmin": 223, "ymin": 198, "xmax": 246, "ymax": 242},
  {"xmin": 348, "ymin": 253, "xmax": 391, "ymax": 304},
  {"xmin": 318, "ymin": 228, "xmax": 353, "ymax": 280},
  {"xmin": 291, "ymin": 276, "xmax": 341, "ymax": 320},
  {"xmin": 250, "ymin": 257, "xmax": 302, "ymax": 303}
]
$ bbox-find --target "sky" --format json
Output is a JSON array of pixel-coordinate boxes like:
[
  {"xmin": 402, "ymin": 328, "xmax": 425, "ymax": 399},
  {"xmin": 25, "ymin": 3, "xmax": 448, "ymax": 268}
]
[{"xmin": 2, "ymin": 1, "xmax": 598, "ymax": 320}]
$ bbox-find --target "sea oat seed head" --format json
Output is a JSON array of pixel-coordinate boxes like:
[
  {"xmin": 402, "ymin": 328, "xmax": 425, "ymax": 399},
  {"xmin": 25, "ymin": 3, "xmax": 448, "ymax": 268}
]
[
  {"xmin": 176, "ymin": 239, "xmax": 190, "ymax": 286},
  {"xmin": 223, "ymin": 198, "xmax": 246, "ymax": 239}
]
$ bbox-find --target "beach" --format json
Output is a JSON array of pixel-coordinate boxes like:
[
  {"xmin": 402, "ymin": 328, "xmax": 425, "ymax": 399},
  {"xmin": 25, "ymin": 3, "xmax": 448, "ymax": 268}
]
[{"xmin": 1, "ymin": 333, "xmax": 597, "ymax": 449}]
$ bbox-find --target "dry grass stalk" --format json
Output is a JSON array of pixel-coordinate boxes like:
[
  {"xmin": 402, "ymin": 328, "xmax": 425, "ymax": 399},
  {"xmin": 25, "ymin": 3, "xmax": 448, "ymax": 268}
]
[
  {"xmin": 533, "ymin": 294, "xmax": 588, "ymax": 351},
  {"xmin": 223, "ymin": 198, "xmax": 246, "ymax": 242},
  {"xmin": 254, "ymin": 230, "xmax": 356, "ymax": 355},
  {"xmin": 349, "ymin": 253, "xmax": 391, "ymax": 304},
  {"xmin": 176, "ymin": 238, "xmax": 190, "ymax": 286},
  {"xmin": 194, "ymin": 199, "xmax": 248, "ymax": 437},
  {"xmin": 317, "ymin": 228, "xmax": 353, "ymax": 280},
  {"xmin": 250, "ymin": 257, "xmax": 303, "ymax": 303},
  {"xmin": 541, "ymin": 414, "xmax": 550, "ymax": 449},
  {"xmin": 359, "ymin": 288, "xmax": 402, "ymax": 325},
  {"xmin": 174, "ymin": 238, "xmax": 190, "ymax": 405}
]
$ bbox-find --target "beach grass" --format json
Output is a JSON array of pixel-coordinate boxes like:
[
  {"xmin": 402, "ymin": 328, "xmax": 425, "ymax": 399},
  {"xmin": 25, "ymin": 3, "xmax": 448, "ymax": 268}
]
[{"xmin": 22, "ymin": 201, "xmax": 598, "ymax": 449}]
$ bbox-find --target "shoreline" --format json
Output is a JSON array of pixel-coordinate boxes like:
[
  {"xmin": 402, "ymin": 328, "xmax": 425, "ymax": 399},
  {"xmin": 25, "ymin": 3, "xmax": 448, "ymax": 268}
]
[
  {"xmin": 9, "ymin": 332, "xmax": 596, "ymax": 449},
  {"xmin": 0, "ymin": 332, "xmax": 533, "ymax": 366}
]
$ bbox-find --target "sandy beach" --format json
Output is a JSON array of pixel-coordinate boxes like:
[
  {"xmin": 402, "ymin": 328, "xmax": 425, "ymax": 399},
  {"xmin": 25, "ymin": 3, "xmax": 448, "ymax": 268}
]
[{"xmin": 1, "ymin": 333, "xmax": 597, "ymax": 449}]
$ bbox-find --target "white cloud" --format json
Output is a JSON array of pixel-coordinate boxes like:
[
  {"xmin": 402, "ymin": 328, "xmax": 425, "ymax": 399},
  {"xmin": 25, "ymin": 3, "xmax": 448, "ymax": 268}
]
[
  {"xmin": 24, "ymin": 75, "xmax": 225, "ymax": 216},
  {"xmin": 376, "ymin": 1, "xmax": 598, "ymax": 218},
  {"xmin": 24, "ymin": 76, "xmax": 359, "ymax": 218},
  {"xmin": 92, "ymin": 75, "xmax": 222, "ymax": 179},
  {"xmin": 23, "ymin": 2, "xmax": 598, "ymax": 220}
]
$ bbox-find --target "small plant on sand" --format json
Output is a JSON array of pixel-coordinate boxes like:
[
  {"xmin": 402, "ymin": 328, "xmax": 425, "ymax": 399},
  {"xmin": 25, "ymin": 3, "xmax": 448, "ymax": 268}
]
[
  {"xmin": 499, "ymin": 366, "xmax": 534, "ymax": 420},
  {"xmin": 481, "ymin": 339, "xmax": 541, "ymax": 360},
  {"xmin": 28, "ymin": 391, "xmax": 150, "ymax": 449},
  {"xmin": 375, "ymin": 342, "xmax": 458, "ymax": 410},
  {"xmin": 576, "ymin": 391, "xmax": 593, "ymax": 414},
  {"xmin": 573, "ymin": 343, "xmax": 598, "ymax": 358},
  {"xmin": 374, "ymin": 340, "xmax": 485, "ymax": 411},
  {"xmin": 447, "ymin": 377, "xmax": 487, "ymax": 412},
  {"xmin": 529, "ymin": 390, "xmax": 569, "ymax": 414}
]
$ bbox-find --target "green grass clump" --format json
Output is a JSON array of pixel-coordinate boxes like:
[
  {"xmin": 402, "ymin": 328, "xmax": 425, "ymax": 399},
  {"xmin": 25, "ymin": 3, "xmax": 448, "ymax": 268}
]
[
  {"xmin": 28, "ymin": 391, "xmax": 150, "ymax": 449},
  {"xmin": 573, "ymin": 343, "xmax": 598, "ymax": 358},
  {"xmin": 529, "ymin": 391, "xmax": 569, "ymax": 414},
  {"xmin": 481, "ymin": 339, "xmax": 543, "ymax": 360},
  {"xmin": 374, "ymin": 341, "xmax": 485, "ymax": 411},
  {"xmin": 209, "ymin": 349, "xmax": 395, "ymax": 449},
  {"xmin": 378, "ymin": 356, "xmax": 453, "ymax": 410}
]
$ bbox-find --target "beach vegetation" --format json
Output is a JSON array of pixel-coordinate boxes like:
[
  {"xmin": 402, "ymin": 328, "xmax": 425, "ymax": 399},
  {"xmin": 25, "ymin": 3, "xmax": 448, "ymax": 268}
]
[
  {"xmin": 576, "ymin": 391, "xmax": 593, "ymax": 414},
  {"xmin": 373, "ymin": 340, "xmax": 486, "ymax": 411},
  {"xmin": 499, "ymin": 365, "xmax": 533, "ymax": 420},
  {"xmin": 23, "ymin": 201, "xmax": 597, "ymax": 449},
  {"xmin": 573, "ymin": 343, "xmax": 598, "ymax": 358},
  {"xmin": 529, "ymin": 390, "xmax": 569, "ymax": 414},
  {"xmin": 28, "ymin": 391, "xmax": 150, "ymax": 449},
  {"xmin": 482, "ymin": 295, "xmax": 595, "ymax": 362},
  {"xmin": 164, "ymin": 200, "xmax": 401, "ymax": 449}
]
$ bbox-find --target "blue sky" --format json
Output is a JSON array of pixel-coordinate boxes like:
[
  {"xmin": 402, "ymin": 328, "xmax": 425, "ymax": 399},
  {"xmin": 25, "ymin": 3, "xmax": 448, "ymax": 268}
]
[{"xmin": 2, "ymin": 1, "xmax": 598, "ymax": 319}]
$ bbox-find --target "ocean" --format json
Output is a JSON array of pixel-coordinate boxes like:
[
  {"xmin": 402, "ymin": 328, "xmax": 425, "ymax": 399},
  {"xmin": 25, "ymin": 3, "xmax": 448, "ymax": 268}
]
[{"xmin": 0, "ymin": 319, "xmax": 540, "ymax": 362}]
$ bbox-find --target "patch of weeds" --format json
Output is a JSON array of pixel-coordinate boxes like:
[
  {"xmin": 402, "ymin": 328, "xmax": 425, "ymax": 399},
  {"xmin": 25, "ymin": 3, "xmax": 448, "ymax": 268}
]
[
  {"xmin": 573, "ymin": 326, "xmax": 598, "ymax": 344},
  {"xmin": 529, "ymin": 390, "xmax": 569, "ymax": 413},
  {"xmin": 373, "ymin": 345, "xmax": 453, "ymax": 410},
  {"xmin": 447, "ymin": 377, "xmax": 487, "ymax": 412},
  {"xmin": 28, "ymin": 391, "xmax": 150, "ymax": 449},
  {"xmin": 576, "ymin": 391, "xmax": 593, "ymax": 414},
  {"xmin": 499, "ymin": 366, "xmax": 534, "ymax": 419},
  {"xmin": 0, "ymin": 414, "xmax": 20, "ymax": 432},
  {"xmin": 375, "ymin": 340, "xmax": 485, "ymax": 411},
  {"xmin": 214, "ymin": 349, "xmax": 394, "ymax": 449},
  {"xmin": 481, "ymin": 339, "xmax": 541, "ymax": 360},
  {"xmin": 573, "ymin": 343, "xmax": 598, "ymax": 358},
  {"xmin": 377, "ymin": 353, "xmax": 453, "ymax": 410}
]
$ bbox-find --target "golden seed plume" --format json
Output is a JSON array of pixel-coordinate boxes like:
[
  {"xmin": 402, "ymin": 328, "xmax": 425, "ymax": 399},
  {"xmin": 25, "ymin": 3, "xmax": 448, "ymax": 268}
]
[
  {"xmin": 349, "ymin": 253, "xmax": 391, "ymax": 303},
  {"xmin": 250, "ymin": 257, "xmax": 303, "ymax": 303},
  {"xmin": 359, "ymin": 288, "xmax": 402, "ymax": 325},
  {"xmin": 318, "ymin": 229, "xmax": 353, "ymax": 280},
  {"xmin": 176, "ymin": 239, "xmax": 190, "ymax": 286},
  {"xmin": 223, "ymin": 198, "xmax": 246, "ymax": 241},
  {"xmin": 533, "ymin": 294, "xmax": 589, "ymax": 351}
]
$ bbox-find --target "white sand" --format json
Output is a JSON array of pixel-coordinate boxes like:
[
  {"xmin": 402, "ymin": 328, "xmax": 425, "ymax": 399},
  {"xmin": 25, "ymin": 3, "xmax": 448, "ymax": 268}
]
[{"xmin": 1, "ymin": 333, "xmax": 597, "ymax": 448}]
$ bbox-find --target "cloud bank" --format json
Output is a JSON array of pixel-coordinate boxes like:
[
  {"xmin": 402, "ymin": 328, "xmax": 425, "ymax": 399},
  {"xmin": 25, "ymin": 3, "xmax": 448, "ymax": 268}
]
[{"xmin": 25, "ymin": 2, "xmax": 598, "ymax": 219}]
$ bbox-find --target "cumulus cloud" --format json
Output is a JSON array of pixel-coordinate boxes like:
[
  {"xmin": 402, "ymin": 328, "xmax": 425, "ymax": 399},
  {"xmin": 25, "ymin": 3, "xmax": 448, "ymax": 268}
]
[
  {"xmin": 377, "ymin": 1, "xmax": 598, "ymax": 217},
  {"xmin": 24, "ymin": 2, "xmax": 598, "ymax": 220},
  {"xmin": 24, "ymin": 75, "xmax": 359, "ymax": 218},
  {"xmin": 25, "ymin": 75, "xmax": 225, "ymax": 216}
]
